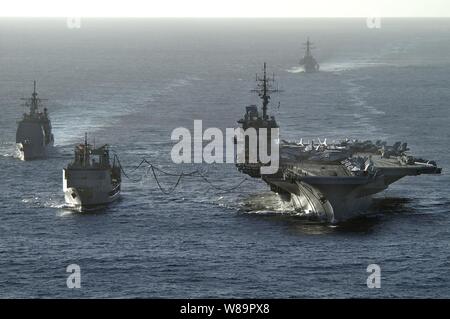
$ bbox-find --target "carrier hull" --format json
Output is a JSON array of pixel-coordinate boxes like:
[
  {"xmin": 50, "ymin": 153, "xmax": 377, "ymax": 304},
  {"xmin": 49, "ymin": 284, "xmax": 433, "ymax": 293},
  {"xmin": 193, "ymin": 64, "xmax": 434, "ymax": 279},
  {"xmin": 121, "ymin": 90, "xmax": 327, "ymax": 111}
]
[
  {"xmin": 265, "ymin": 177, "xmax": 378, "ymax": 222},
  {"xmin": 262, "ymin": 156, "xmax": 441, "ymax": 222}
]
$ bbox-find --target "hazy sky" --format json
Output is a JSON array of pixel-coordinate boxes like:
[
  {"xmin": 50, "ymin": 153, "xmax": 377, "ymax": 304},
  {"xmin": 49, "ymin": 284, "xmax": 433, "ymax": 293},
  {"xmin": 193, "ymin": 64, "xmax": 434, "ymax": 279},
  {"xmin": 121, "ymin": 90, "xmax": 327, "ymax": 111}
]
[{"xmin": 1, "ymin": 0, "xmax": 449, "ymax": 17}]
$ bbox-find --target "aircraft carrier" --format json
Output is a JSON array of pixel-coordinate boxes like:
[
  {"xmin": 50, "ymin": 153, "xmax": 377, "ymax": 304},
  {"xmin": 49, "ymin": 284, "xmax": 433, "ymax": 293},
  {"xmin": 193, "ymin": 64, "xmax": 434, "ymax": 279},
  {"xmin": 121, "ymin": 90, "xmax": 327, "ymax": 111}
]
[
  {"xmin": 236, "ymin": 64, "xmax": 442, "ymax": 222},
  {"xmin": 15, "ymin": 81, "xmax": 54, "ymax": 160}
]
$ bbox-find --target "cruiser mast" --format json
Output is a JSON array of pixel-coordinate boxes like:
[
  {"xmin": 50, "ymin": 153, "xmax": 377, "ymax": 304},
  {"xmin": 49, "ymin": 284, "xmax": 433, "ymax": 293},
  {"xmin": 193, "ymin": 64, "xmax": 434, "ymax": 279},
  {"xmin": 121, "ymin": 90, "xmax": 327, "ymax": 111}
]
[
  {"xmin": 84, "ymin": 132, "xmax": 88, "ymax": 167},
  {"xmin": 21, "ymin": 80, "xmax": 45, "ymax": 116},
  {"xmin": 304, "ymin": 37, "xmax": 314, "ymax": 57},
  {"xmin": 252, "ymin": 62, "xmax": 281, "ymax": 120}
]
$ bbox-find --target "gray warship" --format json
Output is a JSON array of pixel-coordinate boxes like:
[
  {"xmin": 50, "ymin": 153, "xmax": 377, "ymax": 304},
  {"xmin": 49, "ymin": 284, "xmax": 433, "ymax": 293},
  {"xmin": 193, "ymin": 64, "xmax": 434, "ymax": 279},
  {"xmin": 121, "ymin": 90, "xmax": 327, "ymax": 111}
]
[
  {"xmin": 236, "ymin": 64, "xmax": 442, "ymax": 222},
  {"xmin": 63, "ymin": 134, "xmax": 121, "ymax": 210},
  {"xmin": 15, "ymin": 81, "xmax": 54, "ymax": 160},
  {"xmin": 299, "ymin": 37, "xmax": 320, "ymax": 73}
]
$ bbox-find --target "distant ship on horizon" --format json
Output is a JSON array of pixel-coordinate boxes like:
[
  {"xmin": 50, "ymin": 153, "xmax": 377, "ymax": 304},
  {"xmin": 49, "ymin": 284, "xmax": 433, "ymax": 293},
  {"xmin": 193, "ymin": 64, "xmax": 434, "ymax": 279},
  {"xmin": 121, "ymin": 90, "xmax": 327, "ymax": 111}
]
[
  {"xmin": 15, "ymin": 81, "xmax": 54, "ymax": 160},
  {"xmin": 299, "ymin": 37, "xmax": 320, "ymax": 73}
]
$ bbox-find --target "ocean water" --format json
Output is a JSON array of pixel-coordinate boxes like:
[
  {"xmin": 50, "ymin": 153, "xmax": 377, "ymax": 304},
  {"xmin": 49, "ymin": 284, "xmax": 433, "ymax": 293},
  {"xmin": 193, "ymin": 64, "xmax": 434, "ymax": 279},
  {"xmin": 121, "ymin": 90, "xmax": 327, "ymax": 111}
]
[{"xmin": 0, "ymin": 18, "xmax": 449, "ymax": 298}]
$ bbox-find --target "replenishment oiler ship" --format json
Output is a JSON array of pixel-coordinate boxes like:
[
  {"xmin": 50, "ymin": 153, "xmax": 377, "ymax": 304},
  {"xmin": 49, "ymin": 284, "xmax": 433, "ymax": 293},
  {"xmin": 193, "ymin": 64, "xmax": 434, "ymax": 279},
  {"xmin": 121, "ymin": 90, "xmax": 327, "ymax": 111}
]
[
  {"xmin": 15, "ymin": 81, "xmax": 54, "ymax": 160},
  {"xmin": 236, "ymin": 64, "xmax": 442, "ymax": 222},
  {"xmin": 63, "ymin": 134, "xmax": 121, "ymax": 211}
]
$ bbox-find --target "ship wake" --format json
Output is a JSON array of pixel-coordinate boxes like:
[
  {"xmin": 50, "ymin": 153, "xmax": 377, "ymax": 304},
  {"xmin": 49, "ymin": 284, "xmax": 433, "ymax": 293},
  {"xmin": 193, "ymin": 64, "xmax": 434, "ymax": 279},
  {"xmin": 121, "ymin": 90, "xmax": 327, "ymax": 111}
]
[{"xmin": 240, "ymin": 192, "xmax": 324, "ymax": 220}]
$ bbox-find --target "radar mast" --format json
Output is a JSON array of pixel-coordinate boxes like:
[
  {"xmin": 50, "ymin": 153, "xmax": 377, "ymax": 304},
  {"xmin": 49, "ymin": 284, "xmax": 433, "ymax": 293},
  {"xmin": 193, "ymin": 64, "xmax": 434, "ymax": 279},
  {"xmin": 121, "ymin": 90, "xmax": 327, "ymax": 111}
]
[
  {"xmin": 21, "ymin": 81, "xmax": 47, "ymax": 116},
  {"xmin": 251, "ymin": 62, "xmax": 281, "ymax": 120},
  {"xmin": 304, "ymin": 37, "xmax": 314, "ymax": 57}
]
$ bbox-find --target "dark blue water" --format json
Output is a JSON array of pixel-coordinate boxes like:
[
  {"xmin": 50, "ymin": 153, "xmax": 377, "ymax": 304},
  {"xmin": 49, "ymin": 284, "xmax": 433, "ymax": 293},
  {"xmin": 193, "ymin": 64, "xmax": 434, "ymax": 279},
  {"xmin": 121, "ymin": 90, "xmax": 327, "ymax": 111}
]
[{"xmin": 0, "ymin": 18, "xmax": 449, "ymax": 298}]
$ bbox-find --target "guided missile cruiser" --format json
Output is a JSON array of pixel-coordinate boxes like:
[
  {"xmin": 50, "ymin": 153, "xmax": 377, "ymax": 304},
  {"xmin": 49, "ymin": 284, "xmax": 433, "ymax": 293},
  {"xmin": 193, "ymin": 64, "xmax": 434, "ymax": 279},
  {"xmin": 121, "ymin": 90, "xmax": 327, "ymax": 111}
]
[
  {"xmin": 63, "ymin": 134, "xmax": 121, "ymax": 211},
  {"xmin": 236, "ymin": 64, "xmax": 442, "ymax": 222},
  {"xmin": 15, "ymin": 81, "xmax": 54, "ymax": 160},
  {"xmin": 299, "ymin": 37, "xmax": 320, "ymax": 73}
]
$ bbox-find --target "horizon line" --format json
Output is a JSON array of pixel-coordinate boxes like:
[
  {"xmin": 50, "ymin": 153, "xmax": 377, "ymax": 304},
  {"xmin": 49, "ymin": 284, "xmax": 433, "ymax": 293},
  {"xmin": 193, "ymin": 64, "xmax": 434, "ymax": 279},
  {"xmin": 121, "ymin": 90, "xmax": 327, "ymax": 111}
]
[{"xmin": 1, "ymin": 16, "xmax": 450, "ymax": 19}]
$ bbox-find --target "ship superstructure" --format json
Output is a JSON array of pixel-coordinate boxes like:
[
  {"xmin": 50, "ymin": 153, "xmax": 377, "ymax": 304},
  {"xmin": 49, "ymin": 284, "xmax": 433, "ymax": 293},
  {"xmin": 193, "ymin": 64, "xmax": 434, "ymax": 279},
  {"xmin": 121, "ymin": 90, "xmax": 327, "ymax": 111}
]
[
  {"xmin": 236, "ymin": 64, "xmax": 441, "ymax": 222},
  {"xmin": 299, "ymin": 37, "xmax": 320, "ymax": 73},
  {"xmin": 15, "ymin": 81, "xmax": 54, "ymax": 160},
  {"xmin": 236, "ymin": 62, "xmax": 280, "ymax": 175},
  {"xmin": 63, "ymin": 134, "xmax": 121, "ymax": 210}
]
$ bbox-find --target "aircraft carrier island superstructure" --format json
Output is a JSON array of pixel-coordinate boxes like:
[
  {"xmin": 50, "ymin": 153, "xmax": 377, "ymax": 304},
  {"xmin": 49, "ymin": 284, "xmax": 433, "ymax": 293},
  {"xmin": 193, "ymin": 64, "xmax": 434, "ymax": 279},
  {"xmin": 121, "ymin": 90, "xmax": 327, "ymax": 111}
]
[
  {"xmin": 63, "ymin": 134, "xmax": 121, "ymax": 210},
  {"xmin": 15, "ymin": 81, "xmax": 54, "ymax": 160},
  {"xmin": 236, "ymin": 64, "xmax": 442, "ymax": 222}
]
